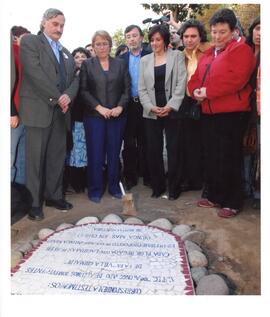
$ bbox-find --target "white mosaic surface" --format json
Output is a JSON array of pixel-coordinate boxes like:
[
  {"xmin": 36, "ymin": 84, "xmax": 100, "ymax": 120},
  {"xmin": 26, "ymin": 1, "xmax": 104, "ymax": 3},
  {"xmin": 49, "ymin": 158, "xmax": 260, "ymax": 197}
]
[{"xmin": 11, "ymin": 223, "xmax": 193, "ymax": 295}]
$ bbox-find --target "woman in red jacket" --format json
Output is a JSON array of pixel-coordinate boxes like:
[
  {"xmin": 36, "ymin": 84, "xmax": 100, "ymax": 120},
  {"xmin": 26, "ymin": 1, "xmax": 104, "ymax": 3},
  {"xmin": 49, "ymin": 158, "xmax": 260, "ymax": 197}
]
[{"xmin": 188, "ymin": 9, "xmax": 256, "ymax": 218}]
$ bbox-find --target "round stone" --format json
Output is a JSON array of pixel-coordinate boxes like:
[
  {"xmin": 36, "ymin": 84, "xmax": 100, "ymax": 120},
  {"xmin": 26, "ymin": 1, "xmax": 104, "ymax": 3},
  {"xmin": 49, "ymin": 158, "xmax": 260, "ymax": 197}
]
[
  {"xmin": 18, "ymin": 242, "xmax": 33, "ymax": 255},
  {"xmin": 181, "ymin": 230, "xmax": 206, "ymax": 245},
  {"xmin": 75, "ymin": 217, "xmax": 99, "ymax": 225},
  {"xmin": 188, "ymin": 250, "xmax": 208, "ymax": 267},
  {"xmin": 56, "ymin": 223, "xmax": 74, "ymax": 231},
  {"xmin": 196, "ymin": 274, "xmax": 230, "ymax": 295},
  {"xmin": 172, "ymin": 224, "xmax": 191, "ymax": 238},
  {"xmin": 191, "ymin": 267, "xmax": 208, "ymax": 285},
  {"xmin": 124, "ymin": 217, "xmax": 144, "ymax": 225},
  {"xmin": 148, "ymin": 218, "xmax": 173, "ymax": 231},
  {"xmin": 38, "ymin": 228, "xmax": 55, "ymax": 240},
  {"xmin": 30, "ymin": 240, "xmax": 40, "ymax": 248},
  {"xmin": 184, "ymin": 240, "xmax": 203, "ymax": 253},
  {"xmin": 102, "ymin": 213, "xmax": 123, "ymax": 224},
  {"xmin": 11, "ymin": 251, "xmax": 23, "ymax": 268}
]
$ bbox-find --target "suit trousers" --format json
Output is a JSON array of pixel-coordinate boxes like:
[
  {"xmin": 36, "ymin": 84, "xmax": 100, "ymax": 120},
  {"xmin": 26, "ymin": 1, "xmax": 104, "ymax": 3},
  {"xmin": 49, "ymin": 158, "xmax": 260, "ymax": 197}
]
[
  {"xmin": 84, "ymin": 115, "xmax": 126, "ymax": 199},
  {"xmin": 25, "ymin": 107, "xmax": 66, "ymax": 207},
  {"xmin": 122, "ymin": 100, "xmax": 149, "ymax": 183},
  {"xmin": 202, "ymin": 112, "xmax": 246, "ymax": 209},
  {"xmin": 144, "ymin": 117, "xmax": 181, "ymax": 196}
]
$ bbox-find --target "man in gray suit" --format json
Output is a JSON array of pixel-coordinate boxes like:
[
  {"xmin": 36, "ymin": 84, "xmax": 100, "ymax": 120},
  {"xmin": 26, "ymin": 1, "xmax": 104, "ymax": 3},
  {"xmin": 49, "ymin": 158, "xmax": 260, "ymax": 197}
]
[{"xmin": 19, "ymin": 8, "xmax": 79, "ymax": 221}]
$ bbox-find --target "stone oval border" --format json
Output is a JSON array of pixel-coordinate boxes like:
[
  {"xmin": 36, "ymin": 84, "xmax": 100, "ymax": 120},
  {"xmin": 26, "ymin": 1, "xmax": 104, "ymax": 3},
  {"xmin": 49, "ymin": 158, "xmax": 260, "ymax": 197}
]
[{"xmin": 11, "ymin": 214, "xmax": 231, "ymax": 295}]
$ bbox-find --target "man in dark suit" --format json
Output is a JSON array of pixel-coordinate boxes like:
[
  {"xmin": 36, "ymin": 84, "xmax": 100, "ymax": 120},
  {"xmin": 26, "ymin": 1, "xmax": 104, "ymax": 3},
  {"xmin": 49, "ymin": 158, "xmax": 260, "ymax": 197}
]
[
  {"xmin": 120, "ymin": 25, "xmax": 150, "ymax": 190},
  {"xmin": 19, "ymin": 8, "xmax": 79, "ymax": 221}
]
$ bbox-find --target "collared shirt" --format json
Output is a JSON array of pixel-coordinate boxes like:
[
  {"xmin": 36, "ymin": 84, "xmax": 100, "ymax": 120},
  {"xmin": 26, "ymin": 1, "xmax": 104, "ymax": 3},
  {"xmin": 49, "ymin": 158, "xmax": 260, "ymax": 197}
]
[
  {"xmin": 129, "ymin": 50, "xmax": 141, "ymax": 97},
  {"xmin": 43, "ymin": 32, "xmax": 63, "ymax": 63}
]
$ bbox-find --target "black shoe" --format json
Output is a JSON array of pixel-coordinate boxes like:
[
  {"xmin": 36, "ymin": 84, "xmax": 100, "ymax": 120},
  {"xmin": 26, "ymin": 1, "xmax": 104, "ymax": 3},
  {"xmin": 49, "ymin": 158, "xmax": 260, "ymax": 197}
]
[
  {"xmin": 151, "ymin": 188, "xmax": 166, "ymax": 198},
  {"xmin": 168, "ymin": 192, "xmax": 181, "ymax": 200},
  {"xmin": 28, "ymin": 207, "xmax": 44, "ymax": 221},
  {"xmin": 45, "ymin": 199, "xmax": 73, "ymax": 211}
]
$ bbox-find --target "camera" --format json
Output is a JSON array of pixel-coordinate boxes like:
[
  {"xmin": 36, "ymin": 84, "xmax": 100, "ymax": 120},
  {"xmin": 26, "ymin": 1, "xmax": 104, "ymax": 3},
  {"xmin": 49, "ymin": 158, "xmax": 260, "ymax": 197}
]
[{"xmin": 142, "ymin": 15, "xmax": 170, "ymax": 25}]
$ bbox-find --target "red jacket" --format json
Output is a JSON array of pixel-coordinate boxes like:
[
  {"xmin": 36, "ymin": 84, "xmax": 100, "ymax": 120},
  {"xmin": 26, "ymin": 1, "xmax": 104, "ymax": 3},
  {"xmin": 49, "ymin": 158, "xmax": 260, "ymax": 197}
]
[
  {"xmin": 188, "ymin": 38, "xmax": 256, "ymax": 114},
  {"xmin": 12, "ymin": 43, "xmax": 21, "ymax": 113}
]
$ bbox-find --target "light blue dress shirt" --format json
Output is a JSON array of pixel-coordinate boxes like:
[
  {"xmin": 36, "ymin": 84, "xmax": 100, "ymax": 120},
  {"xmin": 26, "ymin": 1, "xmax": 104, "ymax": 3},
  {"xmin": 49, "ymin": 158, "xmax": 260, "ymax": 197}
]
[
  {"xmin": 43, "ymin": 32, "xmax": 63, "ymax": 63},
  {"xmin": 129, "ymin": 51, "xmax": 141, "ymax": 97}
]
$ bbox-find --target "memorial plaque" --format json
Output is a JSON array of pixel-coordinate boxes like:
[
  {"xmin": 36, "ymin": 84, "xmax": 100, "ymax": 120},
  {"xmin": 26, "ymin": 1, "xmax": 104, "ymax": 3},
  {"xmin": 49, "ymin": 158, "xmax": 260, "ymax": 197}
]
[{"xmin": 11, "ymin": 223, "xmax": 194, "ymax": 295}]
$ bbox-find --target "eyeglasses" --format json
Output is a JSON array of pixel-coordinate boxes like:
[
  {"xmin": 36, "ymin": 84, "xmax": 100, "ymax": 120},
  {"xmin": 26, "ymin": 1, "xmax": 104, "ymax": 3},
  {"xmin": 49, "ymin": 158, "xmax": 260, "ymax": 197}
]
[{"xmin": 95, "ymin": 42, "xmax": 110, "ymax": 48}]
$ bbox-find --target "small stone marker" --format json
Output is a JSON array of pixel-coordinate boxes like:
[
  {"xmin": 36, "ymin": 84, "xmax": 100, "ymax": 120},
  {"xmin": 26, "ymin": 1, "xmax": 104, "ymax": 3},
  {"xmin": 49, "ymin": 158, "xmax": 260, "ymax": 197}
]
[{"xmin": 11, "ymin": 223, "xmax": 194, "ymax": 295}]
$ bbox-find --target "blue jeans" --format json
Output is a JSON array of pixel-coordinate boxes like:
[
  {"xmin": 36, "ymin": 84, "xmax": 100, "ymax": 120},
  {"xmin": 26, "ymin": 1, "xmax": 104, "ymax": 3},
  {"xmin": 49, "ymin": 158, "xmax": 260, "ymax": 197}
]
[{"xmin": 11, "ymin": 123, "xmax": 25, "ymax": 184}]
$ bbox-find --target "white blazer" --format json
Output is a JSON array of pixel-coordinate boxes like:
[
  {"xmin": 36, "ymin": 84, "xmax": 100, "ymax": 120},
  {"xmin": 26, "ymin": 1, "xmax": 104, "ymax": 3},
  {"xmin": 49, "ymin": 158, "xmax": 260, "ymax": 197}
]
[{"xmin": 138, "ymin": 48, "xmax": 187, "ymax": 119}]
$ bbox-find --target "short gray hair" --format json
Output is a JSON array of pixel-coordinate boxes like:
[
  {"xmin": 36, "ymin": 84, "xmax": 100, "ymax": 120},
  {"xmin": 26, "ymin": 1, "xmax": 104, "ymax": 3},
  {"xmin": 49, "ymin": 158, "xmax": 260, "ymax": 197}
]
[{"xmin": 40, "ymin": 8, "xmax": 64, "ymax": 31}]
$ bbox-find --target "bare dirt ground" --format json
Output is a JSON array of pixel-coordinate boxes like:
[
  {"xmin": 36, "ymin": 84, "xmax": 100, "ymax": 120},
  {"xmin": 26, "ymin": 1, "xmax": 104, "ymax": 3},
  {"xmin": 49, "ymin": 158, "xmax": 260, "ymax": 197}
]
[{"xmin": 11, "ymin": 180, "xmax": 260, "ymax": 295}]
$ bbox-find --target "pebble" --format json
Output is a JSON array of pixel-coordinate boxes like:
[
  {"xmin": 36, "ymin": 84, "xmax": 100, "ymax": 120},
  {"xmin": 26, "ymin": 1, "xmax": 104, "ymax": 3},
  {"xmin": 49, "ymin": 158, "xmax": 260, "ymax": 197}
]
[
  {"xmin": 56, "ymin": 223, "xmax": 74, "ymax": 231},
  {"xmin": 196, "ymin": 274, "xmax": 230, "ymax": 295},
  {"xmin": 38, "ymin": 228, "xmax": 55, "ymax": 240},
  {"xmin": 11, "ymin": 251, "xmax": 23, "ymax": 268},
  {"xmin": 30, "ymin": 240, "xmax": 40, "ymax": 248},
  {"xmin": 124, "ymin": 217, "xmax": 144, "ymax": 225},
  {"xmin": 184, "ymin": 240, "xmax": 203, "ymax": 253},
  {"xmin": 102, "ymin": 213, "xmax": 123, "ymax": 224},
  {"xmin": 75, "ymin": 217, "xmax": 99, "ymax": 225},
  {"xmin": 181, "ymin": 230, "xmax": 206, "ymax": 245},
  {"xmin": 148, "ymin": 218, "xmax": 173, "ymax": 231},
  {"xmin": 17, "ymin": 242, "xmax": 33, "ymax": 255},
  {"xmin": 188, "ymin": 250, "xmax": 208, "ymax": 267},
  {"xmin": 191, "ymin": 267, "xmax": 208, "ymax": 285},
  {"xmin": 172, "ymin": 224, "xmax": 191, "ymax": 238}
]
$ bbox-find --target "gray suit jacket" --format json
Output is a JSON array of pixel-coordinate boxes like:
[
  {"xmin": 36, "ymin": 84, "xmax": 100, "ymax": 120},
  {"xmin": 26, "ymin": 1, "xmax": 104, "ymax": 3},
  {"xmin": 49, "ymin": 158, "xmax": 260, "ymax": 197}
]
[
  {"xmin": 80, "ymin": 56, "xmax": 130, "ymax": 118},
  {"xmin": 19, "ymin": 33, "xmax": 79, "ymax": 128},
  {"xmin": 138, "ymin": 48, "xmax": 186, "ymax": 119}
]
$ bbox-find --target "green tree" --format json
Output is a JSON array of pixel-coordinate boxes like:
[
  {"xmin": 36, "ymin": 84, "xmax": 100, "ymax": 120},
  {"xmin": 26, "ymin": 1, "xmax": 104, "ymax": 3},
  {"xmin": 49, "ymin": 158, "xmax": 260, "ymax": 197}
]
[
  {"xmin": 232, "ymin": 4, "xmax": 260, "ymax": 33},
  {"xmin": 111, "ymin": 29, "xmax": 125, "ymax": 56},
  {"xmin": 141, "ymin": 3, "xmax": 210, "ymax": 22}
]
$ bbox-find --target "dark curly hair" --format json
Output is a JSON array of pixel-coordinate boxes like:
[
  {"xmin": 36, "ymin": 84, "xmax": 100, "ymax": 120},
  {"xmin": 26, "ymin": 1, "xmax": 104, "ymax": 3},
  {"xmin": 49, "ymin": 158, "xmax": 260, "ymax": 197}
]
[
  {"xmin": 178, "ymin": 19, "xmax": 208, "ymax": 43},
  {"xmin": 209, "ymin": 8, "xmax": 237, "ymax": 31},
  {"xmin": 148, "ymin": 24, "xmax": 170, "ymax": 48},
  {"xmin": 71, "ymin": 47, "xmax": 91, "ymax": 58}
]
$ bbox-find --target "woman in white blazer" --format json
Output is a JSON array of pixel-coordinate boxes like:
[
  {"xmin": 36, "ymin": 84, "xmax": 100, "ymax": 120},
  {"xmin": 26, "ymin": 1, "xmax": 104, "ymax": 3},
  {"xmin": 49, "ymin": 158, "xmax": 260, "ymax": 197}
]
[{"xmin": 138, "ymin": 24, "xmax": 186, "ymax": 200}]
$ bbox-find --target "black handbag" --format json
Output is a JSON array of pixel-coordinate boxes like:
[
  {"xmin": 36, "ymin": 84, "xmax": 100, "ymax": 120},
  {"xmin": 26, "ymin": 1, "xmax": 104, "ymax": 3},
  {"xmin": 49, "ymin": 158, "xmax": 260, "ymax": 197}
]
[
  {"xmin": 178, "ymin": 63, "xmax": 211, "ymax": 120},
  {"xmin": 178, "ymin": 95, "xmax": 201, "ymax": 120}
]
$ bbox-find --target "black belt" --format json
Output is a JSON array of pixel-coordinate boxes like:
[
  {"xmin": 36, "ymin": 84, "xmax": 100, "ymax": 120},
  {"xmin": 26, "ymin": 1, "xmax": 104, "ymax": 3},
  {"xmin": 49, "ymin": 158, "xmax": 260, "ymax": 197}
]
[{"xmin": 132, "ymin": 96, "xmax": 140, "ymax": 103}]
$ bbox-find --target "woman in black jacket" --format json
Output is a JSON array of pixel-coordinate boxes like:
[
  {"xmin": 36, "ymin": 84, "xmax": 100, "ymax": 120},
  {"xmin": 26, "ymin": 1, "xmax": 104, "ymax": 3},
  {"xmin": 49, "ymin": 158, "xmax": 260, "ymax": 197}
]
[{"xmin": 80, "ymin": 30, "xmax": 131, "ymax": 203}]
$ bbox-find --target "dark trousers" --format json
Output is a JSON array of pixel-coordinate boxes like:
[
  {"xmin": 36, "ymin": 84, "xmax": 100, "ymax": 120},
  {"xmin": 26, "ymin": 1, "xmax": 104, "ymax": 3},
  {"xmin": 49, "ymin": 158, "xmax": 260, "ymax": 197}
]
[
  {"xmin": 178, "ymin": 117, "xmax": 203, "ymax": 189},
  {"xmin": 122, "ymin": 100, "xmax": 149, "ymax": 183},
  {"xmin": 84, "ymin": 116, "xmax": 126, "ymax": 198},
  {"xmin": 144, "ymin": 117, "xmax": 181, "ymax": 195},
  {"xmin": 25, "ymin": 108, "xmax": 66, "ymax": 207},
  {"xmin": 202, "ymin": 112, "xmax": 246, "ymax": 209}
]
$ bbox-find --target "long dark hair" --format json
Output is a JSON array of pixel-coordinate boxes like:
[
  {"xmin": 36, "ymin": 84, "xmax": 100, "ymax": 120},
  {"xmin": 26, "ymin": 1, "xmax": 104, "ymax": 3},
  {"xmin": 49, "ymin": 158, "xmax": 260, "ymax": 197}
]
[{"xmin": 246, "ymin": 16, "xmax": 260, "ymax": 51}]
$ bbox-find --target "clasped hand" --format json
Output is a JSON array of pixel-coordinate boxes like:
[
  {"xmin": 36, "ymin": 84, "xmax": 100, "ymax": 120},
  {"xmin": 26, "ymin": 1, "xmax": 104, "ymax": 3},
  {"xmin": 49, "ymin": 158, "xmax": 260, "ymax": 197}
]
[
  {"xmin": 96, "ymin": 105, "xmax": 123, "ymax": 119},
  {"xmin": 193, "ymin": 87, "xmax": 207, "ymax": 102},
  {"xmin": 151, "ymin": 105, "xmax": 172, "ymax": 117},
  {"xmin": 58, "ymin": 94, "xmax": 71, "ymax": 113}
]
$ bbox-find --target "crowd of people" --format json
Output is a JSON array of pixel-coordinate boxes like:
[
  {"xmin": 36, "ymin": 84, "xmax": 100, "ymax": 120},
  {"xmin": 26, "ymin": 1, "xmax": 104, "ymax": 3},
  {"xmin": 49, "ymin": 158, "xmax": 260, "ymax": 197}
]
[{"xmin": 11, "ymin": 7, "xmax": 260, "ymax": 221}]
